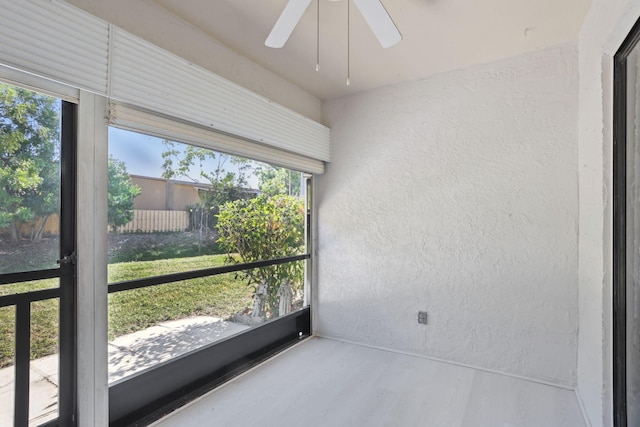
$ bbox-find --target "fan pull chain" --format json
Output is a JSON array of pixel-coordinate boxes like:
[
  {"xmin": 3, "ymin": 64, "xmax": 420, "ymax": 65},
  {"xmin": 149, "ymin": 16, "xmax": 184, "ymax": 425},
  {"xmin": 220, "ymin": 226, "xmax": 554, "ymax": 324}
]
[
  {"xmin": 346, "ymin": 0, "xmax": 351, "ymax": 85},
  {"xmin": 316, "ymin": 0, "xmax": 320, "ymax": 71}
]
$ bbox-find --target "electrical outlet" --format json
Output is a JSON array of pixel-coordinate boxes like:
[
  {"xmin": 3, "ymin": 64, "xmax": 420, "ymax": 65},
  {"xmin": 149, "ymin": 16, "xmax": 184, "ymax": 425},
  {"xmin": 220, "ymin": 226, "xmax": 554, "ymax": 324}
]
[{"xmin": 418, "ymin": 311, "xmax": 428, "ymax": 325}]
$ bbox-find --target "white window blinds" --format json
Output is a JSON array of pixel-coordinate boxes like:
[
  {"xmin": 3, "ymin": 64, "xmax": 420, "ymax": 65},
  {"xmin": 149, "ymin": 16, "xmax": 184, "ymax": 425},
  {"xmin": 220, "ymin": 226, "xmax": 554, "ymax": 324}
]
[
  {"xmin": 109, "ymin": 29, "xmax": 329, "ymax": 165},
  {"xmin": 0, "ymin": 0, "xmax": 330, "ymax": 173},
  {"xmin": 109, "ymin": 103, "xmax": 325, "ymax": 174},
  {"xmin": 0, "ymin": 0, "xmax": 109, "ymax": 95}
]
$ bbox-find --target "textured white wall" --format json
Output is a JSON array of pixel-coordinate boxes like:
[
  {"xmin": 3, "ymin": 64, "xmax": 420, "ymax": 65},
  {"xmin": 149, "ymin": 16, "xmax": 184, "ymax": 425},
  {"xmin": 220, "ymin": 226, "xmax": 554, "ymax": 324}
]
[
  {"xmin": 317, "ymin": 44, "xmax": 579, "ymax": 387},
  {"xmin": 577, "ymin": 1, "xmax": 640, "ymax": 426}
]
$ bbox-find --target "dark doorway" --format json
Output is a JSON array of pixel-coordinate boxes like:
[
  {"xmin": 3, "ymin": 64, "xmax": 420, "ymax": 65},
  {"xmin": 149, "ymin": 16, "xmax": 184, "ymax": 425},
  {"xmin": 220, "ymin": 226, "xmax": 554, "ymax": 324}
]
[{"xmin": 614, "ymin": 16, "xmax": 640, "ymax": 427}]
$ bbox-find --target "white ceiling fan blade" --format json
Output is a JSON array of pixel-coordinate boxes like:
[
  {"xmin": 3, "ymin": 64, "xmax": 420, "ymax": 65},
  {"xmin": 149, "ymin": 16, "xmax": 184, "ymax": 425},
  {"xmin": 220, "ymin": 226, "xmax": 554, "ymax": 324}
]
[
  {"xmin": 352, "ymin": 0, "xmax": 402, "ymax": 48},
  {"xmin": 265, "ymin": 0, "xmax": 313, "ymax": 48}
]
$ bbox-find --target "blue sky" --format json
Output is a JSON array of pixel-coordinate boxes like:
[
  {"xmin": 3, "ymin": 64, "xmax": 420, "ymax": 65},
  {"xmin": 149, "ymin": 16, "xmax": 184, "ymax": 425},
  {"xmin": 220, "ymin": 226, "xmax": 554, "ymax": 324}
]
[
  {"xmin": 108, "ymin": 127, "xmax": 259, "ymax": 187},
  {"xmin": 108, "ymin": 127, "xmax": 166, "ymax": 178}
]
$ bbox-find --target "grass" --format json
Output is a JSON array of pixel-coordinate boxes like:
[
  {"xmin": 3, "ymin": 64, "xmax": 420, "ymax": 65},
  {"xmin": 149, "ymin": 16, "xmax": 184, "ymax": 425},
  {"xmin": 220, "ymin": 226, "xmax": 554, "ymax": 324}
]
[
  {"xmin": 107, "ymin": 254, "xmax": 252, "ymax": 339},
  {"xmin": 0, "ymin": 279, "xmax": 60, "ymax": 367},
  {"xmin": 0, "ymin": 254, "xmax": 253, "ymax": 368},
  {"xmin": 108, "ymin": 232, "xmax": 222, "ymax": 263}
]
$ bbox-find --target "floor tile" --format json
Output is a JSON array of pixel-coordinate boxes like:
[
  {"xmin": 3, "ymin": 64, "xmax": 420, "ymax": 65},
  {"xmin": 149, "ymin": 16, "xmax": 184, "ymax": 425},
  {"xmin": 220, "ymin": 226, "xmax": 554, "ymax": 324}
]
[
  {"xmin": 461, "ymin": 371, "xmax": 585, "ymax": 427},
  {"xmin": 152, "ymin": 338, "xmax": 585, "ymax": 427}
]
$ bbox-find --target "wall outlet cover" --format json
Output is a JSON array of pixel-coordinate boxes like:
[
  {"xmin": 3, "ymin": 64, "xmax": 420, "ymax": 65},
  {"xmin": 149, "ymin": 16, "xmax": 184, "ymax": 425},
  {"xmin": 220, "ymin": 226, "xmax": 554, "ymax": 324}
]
[{"xmin": 418, "ymin": 311, "xmax": 428, "ymax": 324}]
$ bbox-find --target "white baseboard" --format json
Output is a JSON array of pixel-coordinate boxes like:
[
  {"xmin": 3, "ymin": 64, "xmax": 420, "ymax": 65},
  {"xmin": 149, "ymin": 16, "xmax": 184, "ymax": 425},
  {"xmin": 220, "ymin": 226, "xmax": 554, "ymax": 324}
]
[{"xmin": 315, "ymin": 333, "xmax": 577, "ymax": 391}]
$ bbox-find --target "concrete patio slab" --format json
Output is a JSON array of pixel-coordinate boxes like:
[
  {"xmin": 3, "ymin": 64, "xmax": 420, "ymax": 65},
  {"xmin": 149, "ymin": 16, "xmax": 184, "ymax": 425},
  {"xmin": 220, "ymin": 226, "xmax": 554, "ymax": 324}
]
[
  {"xmin": 108, "ymin": 343, "xmax": 156, "ymax": 383},
  {"xmin": 108, "ymin": 316, "xmax": 249, "ymax": 382},
  {"xmin": 0, "ymin": 368, "xmax": 15, "ymax": 427},
  {"xmin": 28, "ymin": 376, "xmax": 57, "ymax": 426},
  {"xmin": 32, "ymin": 354, "xmax": 59, "ymax": 386},
  {"xmin": 0, "ymin": 316, "xmax": 250, "ymax": 425},
  {"xmin": 0, "ymin": 360, "xmax": 58, "ymax": 427}
]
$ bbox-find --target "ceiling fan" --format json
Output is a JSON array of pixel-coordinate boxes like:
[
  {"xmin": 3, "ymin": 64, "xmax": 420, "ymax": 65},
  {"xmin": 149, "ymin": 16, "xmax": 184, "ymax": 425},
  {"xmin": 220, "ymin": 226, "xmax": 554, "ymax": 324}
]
[{"xmin": 265, "ymin": 0, "xmax": 402, "ymax": 49}]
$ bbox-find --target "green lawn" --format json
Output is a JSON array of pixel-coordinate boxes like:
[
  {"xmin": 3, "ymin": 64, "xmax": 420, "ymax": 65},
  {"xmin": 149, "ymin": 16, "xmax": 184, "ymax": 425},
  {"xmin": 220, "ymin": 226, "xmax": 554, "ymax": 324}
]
[{"xmin": 0, "ymin": 254, "xmax": 253, "ymax": 368}]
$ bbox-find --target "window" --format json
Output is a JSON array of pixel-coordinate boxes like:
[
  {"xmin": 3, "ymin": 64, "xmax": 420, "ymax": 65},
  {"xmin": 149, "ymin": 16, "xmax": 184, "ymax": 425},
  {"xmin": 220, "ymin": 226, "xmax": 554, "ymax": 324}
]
[{"xmin": 106, "ymin": 127, "xmax": 310, "ymax": 389}]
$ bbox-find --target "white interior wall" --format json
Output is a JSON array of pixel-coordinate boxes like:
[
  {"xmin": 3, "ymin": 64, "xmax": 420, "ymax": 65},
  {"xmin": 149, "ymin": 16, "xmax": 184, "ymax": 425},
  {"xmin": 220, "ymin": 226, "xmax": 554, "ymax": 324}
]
[
  {"xmin": 317, "ymin": 43, "xmax": 580, "ymax": 386},
  {"xmin": 577, "ymin": 1, "xmax": 640, "ymax": 426}
]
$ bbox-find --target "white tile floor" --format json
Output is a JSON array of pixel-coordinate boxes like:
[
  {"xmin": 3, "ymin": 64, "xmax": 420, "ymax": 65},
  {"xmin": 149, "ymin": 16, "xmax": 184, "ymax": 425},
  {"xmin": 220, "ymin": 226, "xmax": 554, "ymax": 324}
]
[{"xmin": 152, "ymin": 337, "xmax": 587, "ymax": 427}]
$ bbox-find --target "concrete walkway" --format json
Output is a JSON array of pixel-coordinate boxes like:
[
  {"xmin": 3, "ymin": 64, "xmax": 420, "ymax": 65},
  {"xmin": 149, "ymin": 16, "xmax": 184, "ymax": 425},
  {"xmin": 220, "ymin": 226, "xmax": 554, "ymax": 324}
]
[{"xmin": 0, "ymin": 316, "xmax": 249, "ymax": 426}]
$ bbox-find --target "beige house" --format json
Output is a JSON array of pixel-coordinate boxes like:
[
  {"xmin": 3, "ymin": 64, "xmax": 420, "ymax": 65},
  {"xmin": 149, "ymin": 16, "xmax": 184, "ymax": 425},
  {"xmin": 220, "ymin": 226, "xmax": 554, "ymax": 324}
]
[{"xmin": 130, "ymin": 175, "xmax": 205, "ymax": 211}]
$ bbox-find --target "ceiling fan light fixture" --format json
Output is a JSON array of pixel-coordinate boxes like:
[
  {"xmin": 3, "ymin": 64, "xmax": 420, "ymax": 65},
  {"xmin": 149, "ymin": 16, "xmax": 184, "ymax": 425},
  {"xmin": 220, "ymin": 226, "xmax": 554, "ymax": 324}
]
[
  {"xmin": 352, "ymin": 0, "xmax": 402, "ymax": 48},
  {"xmin": 265, "ymin": 0, "xmax": 401, "ymax": 49},
  {"xmin": 265, "ymin": 0, "xmax": 402, "ymax": 86},
  {"xmin": 265, "ymin": 0, "xmax": 313, "ymax": 48}
]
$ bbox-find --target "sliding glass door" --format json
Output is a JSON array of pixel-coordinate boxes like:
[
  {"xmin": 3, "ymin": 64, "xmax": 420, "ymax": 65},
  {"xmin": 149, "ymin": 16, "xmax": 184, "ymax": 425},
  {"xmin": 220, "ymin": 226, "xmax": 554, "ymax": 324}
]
[
  {"xmin": 0, "ymin": 83, "xmax": 76, "ymax": 426},
  {"xmin": 614, "ymin": 18, "xmax": 640, "ymax": 427}
]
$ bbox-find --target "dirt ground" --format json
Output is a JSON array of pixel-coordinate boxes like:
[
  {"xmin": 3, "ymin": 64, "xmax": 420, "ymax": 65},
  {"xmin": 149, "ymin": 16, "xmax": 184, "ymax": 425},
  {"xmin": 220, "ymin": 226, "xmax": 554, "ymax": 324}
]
[
  {"xmin": 0, "ymin": 237, "xmax": 59, "ymax": 273},
  {"xmin": 0, "ymin": 231, "xmax": 220, "ymax": 274}
]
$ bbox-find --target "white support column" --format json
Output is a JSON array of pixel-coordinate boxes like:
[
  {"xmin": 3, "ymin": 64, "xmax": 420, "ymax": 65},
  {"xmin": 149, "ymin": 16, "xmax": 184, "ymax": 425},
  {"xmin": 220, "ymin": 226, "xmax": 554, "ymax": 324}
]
[
  {"xmin": 310, "ymin": 175, "xmax": 319, "ymax": 334},
  {"xmin": 76, "ymin": 91, "xmax": 109, "ymax": 427}
]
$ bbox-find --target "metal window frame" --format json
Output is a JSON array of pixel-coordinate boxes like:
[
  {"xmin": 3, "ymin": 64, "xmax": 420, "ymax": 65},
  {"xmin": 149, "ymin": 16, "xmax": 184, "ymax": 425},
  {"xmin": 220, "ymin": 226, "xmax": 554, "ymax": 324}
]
[
  {"xmin": 107, "ymin": 254, "xmax": 309, "ymax": 294},
  {"xmin": 106, "ymin": 178, "xmax": 315, "ymax": 425},
  {"xmin": 109, "ymin": 307, "xmax": 310, "ymax": 426},
  {"xmin": 613, "ymin": 15, "xmax": 640, "ymax": 427},
  {"xmin": 59, "ymin": 100, "xmax": 78, "ymax": 426},
  {"xmin": 106, "ymin": 256, "xmax": 312, "ymax": 425}
]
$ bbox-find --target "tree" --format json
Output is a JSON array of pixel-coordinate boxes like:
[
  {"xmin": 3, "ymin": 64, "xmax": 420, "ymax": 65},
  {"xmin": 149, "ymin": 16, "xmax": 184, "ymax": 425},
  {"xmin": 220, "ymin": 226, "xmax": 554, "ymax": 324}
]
[
  {"xmin": 161, "ymin": 141, "xmax": 253, "ymax": 231},
  {"xmin": 162, "ymin": 142, "xmax": 252, "ymax": 201},
  {"xmin": 108, "ymin": 156, "xmax": 141, "ymax": 231},
  {"xmin": 256, "ymin": 165, "xmax": 302, "ymax": 197},
  {"xmin": 0, "ymin": 83, "xmax": 60, "ymax": 242},
  {"xmin": 216, "ymin": 194, "xmax": 305, "ymax": 318}
]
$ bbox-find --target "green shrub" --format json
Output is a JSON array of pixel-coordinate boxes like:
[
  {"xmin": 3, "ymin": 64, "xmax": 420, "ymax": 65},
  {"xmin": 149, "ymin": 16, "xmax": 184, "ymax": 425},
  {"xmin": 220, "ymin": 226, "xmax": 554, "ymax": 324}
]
[{"xmin": 216, "ymin": 194, "xmax": 304, "ymax": 317}]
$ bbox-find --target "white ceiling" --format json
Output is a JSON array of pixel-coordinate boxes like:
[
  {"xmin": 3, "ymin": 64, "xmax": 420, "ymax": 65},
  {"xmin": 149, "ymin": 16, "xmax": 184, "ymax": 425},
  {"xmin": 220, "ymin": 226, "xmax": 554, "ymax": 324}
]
[{"xmin": 68, "ymin": 0, "xmax": 590, "ymax": 100}]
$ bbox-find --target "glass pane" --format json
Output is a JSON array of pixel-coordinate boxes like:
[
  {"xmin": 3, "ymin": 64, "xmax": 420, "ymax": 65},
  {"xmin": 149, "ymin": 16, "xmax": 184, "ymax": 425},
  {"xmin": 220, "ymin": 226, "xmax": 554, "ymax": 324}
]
[
  {"xmin": 108, "ymin": 273, "xmax": 253, "ymax": 382},
  {"xmin": 107, "ymin": 127, "xmax": 308, "ymax": 381},
  {"xmin": 0, "ymin": 291, "xmax": 60, "ymax": 426},
  {"xmin": 0, "ymin": 83, "xmax": 62, "ymax": 275},
  {"xmin": 107, "ymin": 262, "xmax": 306, "ymax": 383},
  {"xmin": 627, "ymin": 44, "xmax": 640, "ymax": 425},
  {"xmin": 108, "ymin": 127, "xmax": 304, "ymax": 275},
  {"xmin": 29, "ymin": 299, "xmax": 59, "ymax": 426},
  {"xmin": 0, "ymin": 278, "xmax": 59, "ymax": 297},
  {"xmin": 0, "ymin": 83, "xmax": 66, "ymax": 425}
]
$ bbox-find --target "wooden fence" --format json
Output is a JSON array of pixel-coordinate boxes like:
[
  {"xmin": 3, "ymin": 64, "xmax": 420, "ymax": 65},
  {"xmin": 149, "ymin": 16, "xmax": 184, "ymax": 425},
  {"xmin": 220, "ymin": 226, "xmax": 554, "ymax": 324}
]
[
  {"xmin": 115, "ymin": 210, "xmax": 189, "ymax": 233},
  {"xmin": 0, "ymin": 214, "xmax": 59, "ymax": 238},
  {"xmin": 1, "ymin": 210, "xmax": 190, "ymax": 237}
]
